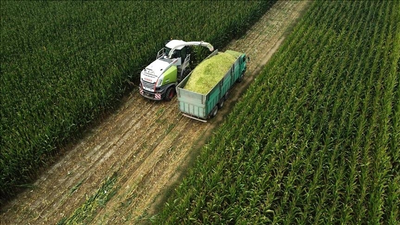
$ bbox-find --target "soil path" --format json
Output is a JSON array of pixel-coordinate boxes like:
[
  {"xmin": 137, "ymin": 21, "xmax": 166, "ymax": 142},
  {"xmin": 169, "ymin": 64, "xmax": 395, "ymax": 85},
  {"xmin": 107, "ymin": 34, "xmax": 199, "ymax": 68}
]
[{"xmin": 0, "ymin": 1, "xmax": 310, "ymax": 224}]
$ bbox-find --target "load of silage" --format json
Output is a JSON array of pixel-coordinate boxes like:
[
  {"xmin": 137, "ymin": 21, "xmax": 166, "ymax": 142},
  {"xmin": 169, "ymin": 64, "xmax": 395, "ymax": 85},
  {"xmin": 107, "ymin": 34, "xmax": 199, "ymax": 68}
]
[
  {"xmin": 184, "ymin": 52, "xmax": 238, "ymax": 94},
  {"xmin": 225, "ymin": 50, "xmax": 242, "ymax": 58}
]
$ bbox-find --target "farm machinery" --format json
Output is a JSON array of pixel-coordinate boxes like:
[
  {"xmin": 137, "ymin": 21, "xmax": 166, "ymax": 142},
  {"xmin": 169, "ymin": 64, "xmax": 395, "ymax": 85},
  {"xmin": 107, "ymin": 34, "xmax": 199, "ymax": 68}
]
[{"xmin": 139, "ymin": 40, "xmax": 214, "ymax": 101}]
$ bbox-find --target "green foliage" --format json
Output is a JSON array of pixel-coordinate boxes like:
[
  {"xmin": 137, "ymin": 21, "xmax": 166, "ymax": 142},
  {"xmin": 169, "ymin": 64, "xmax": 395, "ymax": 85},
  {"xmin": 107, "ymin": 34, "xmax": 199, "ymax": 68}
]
[
  {"xmin": 155, "ymin": 1, "xmax": 400, "ymax": 224},
  {"xmin": 0, "ymin": 1, "xmax": 277, "ymax": 199}
]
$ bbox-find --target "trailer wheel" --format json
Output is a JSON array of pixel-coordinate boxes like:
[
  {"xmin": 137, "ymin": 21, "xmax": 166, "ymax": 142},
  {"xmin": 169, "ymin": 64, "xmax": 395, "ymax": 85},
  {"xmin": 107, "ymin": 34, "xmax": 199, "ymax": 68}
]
[
  {"xmin": 165, "ymin": 87, "xmax": 175, "ymax": 101},
  {"xmin": 237, "ymin": 72, "xmax": 244, "ymax": 83},
  {"xmin": 218, "ymin": 99, "xmax": 224, "ymax": 108},
  {"xmin": 224, "ymin": 91, "xmax": 229, "ymax": 100},
  {"xmin": 211, "ymin": 106, "xmax": 218, "ymax": 118}
]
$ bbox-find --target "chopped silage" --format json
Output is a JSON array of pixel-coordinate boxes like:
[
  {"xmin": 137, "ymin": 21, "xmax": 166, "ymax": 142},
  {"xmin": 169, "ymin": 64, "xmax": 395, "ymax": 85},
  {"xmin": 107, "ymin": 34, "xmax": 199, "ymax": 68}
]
[
  {"xmin": 225, "ymin": 50, "xmax": 242, "ymax": 58},
  {"xmin": 184, "ymin": 52, "xmax": 237, "ymax": 94}
]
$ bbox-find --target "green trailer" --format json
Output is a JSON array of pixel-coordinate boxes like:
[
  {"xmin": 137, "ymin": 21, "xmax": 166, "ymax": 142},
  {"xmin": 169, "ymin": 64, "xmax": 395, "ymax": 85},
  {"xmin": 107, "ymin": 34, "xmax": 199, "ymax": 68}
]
[{"xmin": 176, "ymin": 50, "xmax": 247, "ymax": 122}]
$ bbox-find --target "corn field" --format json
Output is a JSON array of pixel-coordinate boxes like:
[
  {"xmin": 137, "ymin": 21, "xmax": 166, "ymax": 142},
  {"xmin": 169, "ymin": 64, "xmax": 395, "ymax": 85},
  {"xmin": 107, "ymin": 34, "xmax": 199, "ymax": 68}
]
[
  {"xmin": 0, "ymin": 1, "xmax": 277, "ymax": 200},
  {"xmin": 155, "ymin": 1, "xmax": 400, "ymax": 224}
]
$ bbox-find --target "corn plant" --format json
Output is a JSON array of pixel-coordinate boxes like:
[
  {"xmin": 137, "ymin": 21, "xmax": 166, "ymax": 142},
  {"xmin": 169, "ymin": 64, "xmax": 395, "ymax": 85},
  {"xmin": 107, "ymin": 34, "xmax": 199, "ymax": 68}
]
[
  {"xmin": 0, "ymin": 0, "xmax": 277, "ymax": 200},
  {"xmin": 155, "ymin": 1, "xmax": 400, "ymax": 223}
]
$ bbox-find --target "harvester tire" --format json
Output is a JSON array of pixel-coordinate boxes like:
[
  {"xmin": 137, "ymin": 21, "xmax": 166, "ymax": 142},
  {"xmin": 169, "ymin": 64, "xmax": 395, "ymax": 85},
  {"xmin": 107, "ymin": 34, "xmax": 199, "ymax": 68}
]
[{"xmin": 165, "ymin": 87, "xmax": 175, "ymax": 101}]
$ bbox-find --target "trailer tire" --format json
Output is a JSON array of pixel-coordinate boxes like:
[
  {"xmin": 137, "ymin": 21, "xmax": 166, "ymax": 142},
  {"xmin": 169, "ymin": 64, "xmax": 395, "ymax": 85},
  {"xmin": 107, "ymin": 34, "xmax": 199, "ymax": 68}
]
[
  {"xmin": 224, "ymin": 91, "xmax": 229, "ymax": 100},
  {"xmin": 237, "ymin": 72, "xmax": 244, "ymax": 83},
  {"xmin": 165, "ymin": 87, "xmax": 175, "ymax": 101},
  {"xmin": 211, "ymin": 106, "xmax": 218, "ymax": 118},
  {"xmin": 218, "ymin": 99, "xmax": 224, "ymax": 108}
]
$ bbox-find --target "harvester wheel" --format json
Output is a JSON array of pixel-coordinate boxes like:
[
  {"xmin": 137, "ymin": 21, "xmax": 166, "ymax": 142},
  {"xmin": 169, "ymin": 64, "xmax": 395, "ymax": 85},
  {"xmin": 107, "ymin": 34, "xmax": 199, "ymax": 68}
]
[{"xmin": 165, "ymin": 87, "xmax": 175, "ymax": 101}]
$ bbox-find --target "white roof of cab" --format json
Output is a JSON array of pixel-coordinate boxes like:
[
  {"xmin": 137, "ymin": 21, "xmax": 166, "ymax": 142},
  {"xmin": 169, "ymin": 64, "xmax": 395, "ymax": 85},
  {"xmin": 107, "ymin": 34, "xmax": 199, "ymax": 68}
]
[{"xmin": 165, "ymin": 40, "xmax": 186, "ymax": 50}]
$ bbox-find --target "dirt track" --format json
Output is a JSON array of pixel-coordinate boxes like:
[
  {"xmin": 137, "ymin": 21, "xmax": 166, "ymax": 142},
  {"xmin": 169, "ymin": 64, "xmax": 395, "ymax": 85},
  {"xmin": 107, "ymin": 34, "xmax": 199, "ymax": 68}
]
[{"xmin": 0, "ymin": 1, "xmax": 310, "ymax": 224}]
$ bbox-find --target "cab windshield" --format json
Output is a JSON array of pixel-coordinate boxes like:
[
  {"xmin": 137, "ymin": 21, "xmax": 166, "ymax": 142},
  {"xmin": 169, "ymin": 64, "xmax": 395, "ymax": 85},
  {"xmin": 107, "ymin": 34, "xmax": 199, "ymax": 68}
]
[
  {"xmin": 164, "ymin": 47, "xmax": 171, "ymax": 57},
  {"xmin": 164, "ymin": 47, "xmax": 180, "ymax": 58}
]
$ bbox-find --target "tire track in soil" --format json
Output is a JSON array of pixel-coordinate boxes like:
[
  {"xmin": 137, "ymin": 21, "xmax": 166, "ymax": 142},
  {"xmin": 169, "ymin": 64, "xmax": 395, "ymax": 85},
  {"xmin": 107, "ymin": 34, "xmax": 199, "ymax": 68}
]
[{"xmin": 0, "ymin": 1, "xmax": 310, "ymax": 224}]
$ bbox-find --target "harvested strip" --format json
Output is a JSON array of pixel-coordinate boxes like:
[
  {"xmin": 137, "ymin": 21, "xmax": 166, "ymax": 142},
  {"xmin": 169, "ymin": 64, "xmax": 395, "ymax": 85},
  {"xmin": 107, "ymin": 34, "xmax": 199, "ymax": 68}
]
[{"xmin": 184, "ymin": 52, "xmax": 236, "ymax": 94}]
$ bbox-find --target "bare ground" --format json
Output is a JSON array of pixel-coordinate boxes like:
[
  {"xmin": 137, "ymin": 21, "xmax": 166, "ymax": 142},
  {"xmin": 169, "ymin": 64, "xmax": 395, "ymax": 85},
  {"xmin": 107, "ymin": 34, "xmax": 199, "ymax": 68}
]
[{"xmin": 0, "ymin": 1, "xmax": 310, "ymax": 224}]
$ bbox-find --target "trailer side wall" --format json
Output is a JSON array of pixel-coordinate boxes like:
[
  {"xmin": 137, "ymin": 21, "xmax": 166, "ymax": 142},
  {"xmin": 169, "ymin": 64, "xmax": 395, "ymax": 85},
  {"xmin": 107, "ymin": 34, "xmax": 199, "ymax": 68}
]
[{"xmin": 177, "ymin": 51, "xmax": 245, "ymax": 121}]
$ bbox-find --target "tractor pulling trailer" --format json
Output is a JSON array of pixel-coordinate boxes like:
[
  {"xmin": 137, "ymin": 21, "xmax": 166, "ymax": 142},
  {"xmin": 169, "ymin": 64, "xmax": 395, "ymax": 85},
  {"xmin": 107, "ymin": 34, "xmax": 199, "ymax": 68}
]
[{"xmin": 139, "ymin": 40, "xmax": 247, "ymax": 122}]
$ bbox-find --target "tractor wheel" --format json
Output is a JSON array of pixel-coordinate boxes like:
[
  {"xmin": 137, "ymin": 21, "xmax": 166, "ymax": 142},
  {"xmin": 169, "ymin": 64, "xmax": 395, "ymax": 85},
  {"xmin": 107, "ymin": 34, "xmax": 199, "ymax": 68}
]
[{"xmin": 165, "ymin": 87, "xmax": 175, "ymax": 101}]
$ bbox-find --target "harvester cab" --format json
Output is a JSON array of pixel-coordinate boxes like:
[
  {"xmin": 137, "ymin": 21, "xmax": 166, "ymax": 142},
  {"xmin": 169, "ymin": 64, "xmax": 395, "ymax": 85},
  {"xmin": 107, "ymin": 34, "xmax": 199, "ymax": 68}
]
[
  {"xmin": 158, "ymin": 41, "xmax": 188, "ymax": 66},
  {"xmin": 139, "ymin": 40, "xmax": 213, "ymax": 101}
]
